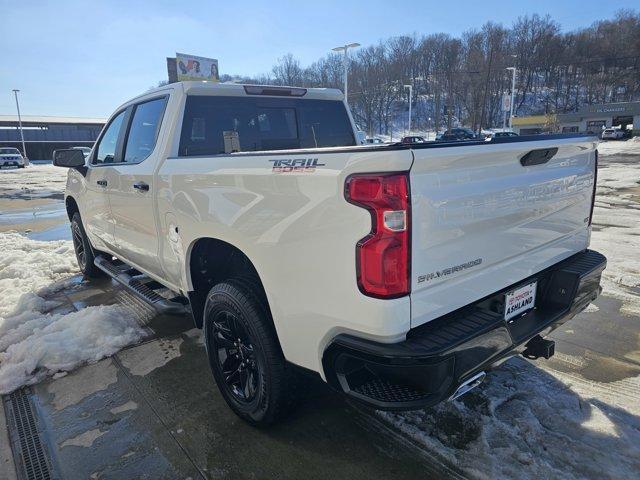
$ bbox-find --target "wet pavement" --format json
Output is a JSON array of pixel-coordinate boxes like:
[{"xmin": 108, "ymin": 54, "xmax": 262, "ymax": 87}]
[{"xmin": 13, "ymin": 276, "xmax": 458, "ymax": 480}]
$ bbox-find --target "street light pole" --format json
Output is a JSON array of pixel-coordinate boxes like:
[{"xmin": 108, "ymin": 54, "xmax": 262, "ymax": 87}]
[
  {"xmin": 404, "ymin": 84, "xmax": 413, "ymax": 134},
  {"xmin": 12, "ymin": 89, "xmax": 28, "ymax": 163},
  {"xmin": 506, "ymin": 67, "xmax": 517, "ymax": 131},
  {"xmin": 332, "ymin": 43, "xmax": 360, "ymax": 103}
]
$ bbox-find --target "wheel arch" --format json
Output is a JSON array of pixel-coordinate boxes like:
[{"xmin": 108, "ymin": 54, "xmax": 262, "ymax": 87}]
[
  {"xmin": 186, "ymin": 237, "xmax": 272, "ymax": 330},
  {"xmin": 65, "ymin": 196, "xmax": 80, "ymax": 221}
]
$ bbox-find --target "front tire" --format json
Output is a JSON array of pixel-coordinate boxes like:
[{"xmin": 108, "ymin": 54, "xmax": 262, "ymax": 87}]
[
  {"xmin": 204, "ymin": 279, "xmax": 292, "ymax": 426},
  {"xmin": 70, "ymin": 212, "xmax": 104, "ymax": 278}
]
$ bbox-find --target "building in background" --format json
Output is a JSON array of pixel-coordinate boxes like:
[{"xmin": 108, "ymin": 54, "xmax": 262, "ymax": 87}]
[
  {"xmin": 512, "ymin": 102, "xmax": 640, "ymax": 136},
  {"xmin": 557, "ymin": 102, "xmax": 640, "ymax": 135},
  {"xmin": 512, "ymin": 115, "xmax": 557, "ymax": 135},
  {"xmin": 0, "ymin": 115, "xmax": 105, "ymax": 160}
]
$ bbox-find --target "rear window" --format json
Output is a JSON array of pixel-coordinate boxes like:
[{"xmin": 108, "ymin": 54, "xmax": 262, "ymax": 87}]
[
  {"xmin": 178, "ymin": 96, "xmax": 355, "ymax": 156},
  {"xmin": 0, "ymin": 148, "xmax": 20, "ymax": 155}
]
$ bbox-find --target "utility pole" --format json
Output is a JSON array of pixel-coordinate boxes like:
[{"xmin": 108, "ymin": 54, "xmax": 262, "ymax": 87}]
[
  {"xmin": 506, "ymin": 67, "xmax": 517, "ymax": 131},
  {"xmin": 12, "ymin": 89, "xmax": 28, "ymax": 164},
  {"xmin": 332, "ymin": 43, "xmax": 361, "ymax": 103},
  {"xmin": 404, "ymin": 84, "xmax": 413, "ymax": 134}
]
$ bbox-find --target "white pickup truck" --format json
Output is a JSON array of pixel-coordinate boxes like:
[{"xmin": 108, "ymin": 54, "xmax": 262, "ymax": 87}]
[{"xmin": 53, "ymin": 82, "xmax": 606, "ymax": 426}]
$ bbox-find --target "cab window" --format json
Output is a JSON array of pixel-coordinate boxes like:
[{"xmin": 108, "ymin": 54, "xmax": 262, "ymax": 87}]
[
  {"xmin": 94, "ymin": 110, "xmax": 126, "ymax": 164},
  {"xmin": 123, "ymin": 97, "xmax": 167, "ymax": 163}
]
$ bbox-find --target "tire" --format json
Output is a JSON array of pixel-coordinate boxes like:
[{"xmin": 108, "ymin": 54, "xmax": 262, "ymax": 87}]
[
  {"xmin": 70, "ymin": 212, "xmax": 104, "ymax": 278},
  {"xmin": 203, "ymin": 278, "xmax": 292, "ymax": 426}
]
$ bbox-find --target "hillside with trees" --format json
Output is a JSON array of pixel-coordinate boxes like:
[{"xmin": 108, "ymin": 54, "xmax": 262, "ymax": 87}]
[{"xmin": 222, "ymin": 10, "xmax": 640, "ymax": 136}]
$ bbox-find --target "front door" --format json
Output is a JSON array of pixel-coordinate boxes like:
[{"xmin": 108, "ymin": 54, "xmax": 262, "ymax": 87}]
[{"xmin": 82, "ymin": 109, "xmax": 127, "ymax": 252}]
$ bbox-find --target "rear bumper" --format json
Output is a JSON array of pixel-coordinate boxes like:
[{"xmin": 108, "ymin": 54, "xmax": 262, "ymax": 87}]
[{"xmin": 322, "ymin": 249, "xmax": 606, "ymax": 410}]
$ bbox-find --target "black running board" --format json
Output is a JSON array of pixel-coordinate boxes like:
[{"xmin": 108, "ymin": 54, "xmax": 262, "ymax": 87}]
[{"xmin": 94, "ymin": 256, "xmax": 187, "ymax": 315}]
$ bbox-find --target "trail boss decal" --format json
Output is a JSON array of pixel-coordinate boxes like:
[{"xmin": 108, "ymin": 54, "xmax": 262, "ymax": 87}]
[{"xmin": 269, "ymin": 158, "xmax": 325, "ymax": 173}]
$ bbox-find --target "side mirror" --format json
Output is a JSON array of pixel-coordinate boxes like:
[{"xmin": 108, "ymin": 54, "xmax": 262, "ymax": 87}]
[{"xmin": 53, "ymin": 149, "xmax": 86, "ymax": 168}]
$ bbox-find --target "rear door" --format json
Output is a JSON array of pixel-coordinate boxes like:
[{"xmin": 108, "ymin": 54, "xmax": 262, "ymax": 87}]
[
  {"xmin": 409, "ymin": 136, "xmax": 597, "ymax": 327},
  {"xmin": 108, "ymin": 95, "xmax": 168, "ymax": 278}
]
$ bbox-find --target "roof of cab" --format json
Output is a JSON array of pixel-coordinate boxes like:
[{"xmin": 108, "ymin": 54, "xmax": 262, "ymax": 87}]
[{"xmin": 176, "ymin": 81, "xmax": 344, "ymax": 101}]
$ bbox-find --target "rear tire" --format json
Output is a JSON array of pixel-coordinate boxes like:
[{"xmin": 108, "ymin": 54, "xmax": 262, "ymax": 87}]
[
  {"xmin": 70, "ymin": 212, "xmax": 104, "ymax": 278},
  {"xmin": 203, "ymin": 278, "xmax": 292, "ymax": 426}
]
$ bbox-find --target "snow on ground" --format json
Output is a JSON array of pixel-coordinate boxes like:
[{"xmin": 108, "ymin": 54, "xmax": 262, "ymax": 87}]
[
  {"xmin": 379, "ymin": 358, "xmax": 640, "ymax": 480},
  {"xmin": 0, "ymin": 163, "xmax": 67, "ymax": 199},
  {"xmin": 380, "ymin": 139, "xmax": 640, "ymax": 479},
  {"xmin": 596, "ymin": 136, "xmax": 640, "ymax": 156},
  {"xmin": 0, "ymin": 232, "xmax": 146, "ymax": 394},
  {"xmin": 590, "ymin": 151, "xmax": 640, "ymax": 316}
]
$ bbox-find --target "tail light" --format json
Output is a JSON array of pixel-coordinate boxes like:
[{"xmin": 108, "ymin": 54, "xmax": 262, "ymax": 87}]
[
  {"xmin": 589, "ymin": 150, "xmax": 598, "ymax": 225},
  {"xmin": 345, "ymin": 173, "xmax": 410, "ymax": 298}
]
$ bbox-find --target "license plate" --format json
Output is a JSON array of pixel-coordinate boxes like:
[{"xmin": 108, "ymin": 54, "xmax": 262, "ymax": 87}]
[{"xmin": 504, "ymin": 281, "xmax": 537, "ymax": 321}]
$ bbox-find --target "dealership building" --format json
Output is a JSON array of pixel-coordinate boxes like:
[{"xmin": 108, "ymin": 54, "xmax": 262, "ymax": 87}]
[
  {"xmin": 0, "ymin": 115, "xmax": 105, "ymax": 160},
  {"xmin": 512, "ymin": 101, "xmax": 640, "ymax": 136}
]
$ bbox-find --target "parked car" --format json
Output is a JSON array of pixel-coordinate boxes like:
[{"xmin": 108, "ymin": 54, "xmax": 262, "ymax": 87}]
[
  {"xmin": 436, "ymin": 127, "xmax": 480, "ymax": 142},
  {"xmin": 72, "ymin": 146, "xmax": 93, "ymax": 159},
  {"xmin": 365, "ymin": 137, "xmax": 384, "ymax": 144},
  {"xmin": 53, "ymin": 82, "xmax": 606, "ymax": 426},
  {"xmin": 601, "ymin": 128, "xmax": 624, "ymax": 140},
  {"xmin": 486, "ymin": 131, "xmax": 519, "ymax": 141},
  {"xmin": 401, "ymin": 135, "xmax": 426, "ymax": 144},
  {"xmin": 0, "ymin": 147, "xmax": 26, "ymax": 168}
]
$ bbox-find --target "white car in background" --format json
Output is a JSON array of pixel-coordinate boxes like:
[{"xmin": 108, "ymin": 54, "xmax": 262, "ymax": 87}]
[
  {"xmin": 0, "ymin": 147, "xmax": 26, "ymax": 168},
  {"xmin": 601, "ymin": 128, "xmax": 624, "ymax": 140}
]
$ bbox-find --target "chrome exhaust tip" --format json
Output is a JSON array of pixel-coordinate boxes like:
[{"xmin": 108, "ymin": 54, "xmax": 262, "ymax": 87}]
[{"xmin": 449, "ymin": 371, "xmax": 486, "ymax": 401}]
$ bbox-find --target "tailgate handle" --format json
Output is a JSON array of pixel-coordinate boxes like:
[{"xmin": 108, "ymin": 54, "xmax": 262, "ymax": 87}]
[{"xmin": 520, "ymin": 147, "xmax": 558, "ymax": 166}]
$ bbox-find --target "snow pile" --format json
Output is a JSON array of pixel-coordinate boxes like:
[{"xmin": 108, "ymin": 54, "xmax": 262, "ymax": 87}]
[
  {"xmin": 0, "ymin": 164, "xmax": 67, "ymax": 199},
  {"xmin": 379, "ymin": 359, "xmax": 640, "ymax": 480},
  {"xmin": 596, "ymin": 137, "xmax": 640, "ymax": 156},
  {"xmin": 0, "ymin": 232, "xmax": 146, "ymax": 394}
]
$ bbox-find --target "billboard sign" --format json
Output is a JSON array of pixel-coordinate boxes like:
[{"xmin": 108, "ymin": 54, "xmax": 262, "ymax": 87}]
[
  {"xmin": 502, "ymin": 93, "xmax": 511, "ymax": 112},
  {"xmin": 176, "ymin": 53, "xmax": 219, "ymax": 82}
]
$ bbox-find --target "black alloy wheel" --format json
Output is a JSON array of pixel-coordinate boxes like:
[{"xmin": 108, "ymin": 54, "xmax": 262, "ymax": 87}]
[
  {"xmin": 211, "ymin": 310, "xmax": 260, "ymax": 402},
  {"xmin": 70, "ymin": 212, "xmax": 104, "ymax": 278},
  {"xmin": 204, "ymin": 279, "xmax": 293, "ymax": 426}
]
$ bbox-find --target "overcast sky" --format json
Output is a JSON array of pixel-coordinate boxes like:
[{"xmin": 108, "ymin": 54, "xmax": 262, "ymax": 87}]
[{"xmin": 1, "ymin": 0, "xmax": 638, "ymax": 118}]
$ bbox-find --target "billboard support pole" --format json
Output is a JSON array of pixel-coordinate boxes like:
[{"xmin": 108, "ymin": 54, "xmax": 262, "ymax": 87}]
[{"xmin": 12, "ymin": 89, "xmax": 28, "ymax": 165}]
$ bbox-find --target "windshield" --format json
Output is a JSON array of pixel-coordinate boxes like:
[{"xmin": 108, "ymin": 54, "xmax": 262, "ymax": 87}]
[{"xmin": 0, "ymin": 148, "xmax": 20, "ymax": 155}]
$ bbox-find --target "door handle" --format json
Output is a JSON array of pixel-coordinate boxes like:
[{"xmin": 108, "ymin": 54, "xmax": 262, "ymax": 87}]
[
  {"xmin": 97, "ymin": 179, "xmax": 107, "ymax": 187},
  {"xmin": 520, "ymin": 148, "xmax": 558, "ymax": 166},
  {"xmin": 133, "ymin": 182, "xmax": 150, "ymax": 192}
]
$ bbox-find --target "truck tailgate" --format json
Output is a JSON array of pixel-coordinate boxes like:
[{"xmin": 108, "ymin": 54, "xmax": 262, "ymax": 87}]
[{"xmin": 409, "ymin": 136, "xmax": 597, "ymax": 328}]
